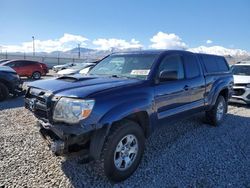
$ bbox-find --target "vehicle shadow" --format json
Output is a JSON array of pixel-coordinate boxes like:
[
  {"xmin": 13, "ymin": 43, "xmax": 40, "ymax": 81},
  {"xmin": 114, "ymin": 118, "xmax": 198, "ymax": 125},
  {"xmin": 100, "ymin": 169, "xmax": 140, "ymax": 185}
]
[
  {"xmin": 0, "ymin": 96, "xmax": 24, "ymax": 110},
  {"xmin": 229, "ymin": 102, "xmax": 250, "ymax": 109},
  {"xmin": 60, "ymin": 112, "xmax": 250, "ymax": 187}
]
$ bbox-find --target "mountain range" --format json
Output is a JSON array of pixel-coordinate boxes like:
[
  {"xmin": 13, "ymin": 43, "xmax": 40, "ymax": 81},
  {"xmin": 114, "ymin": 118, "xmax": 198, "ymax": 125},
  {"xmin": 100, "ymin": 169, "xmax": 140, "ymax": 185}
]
[{"xmin": 5, "ymin": 46, "xmax": 250, "ymax": 64}]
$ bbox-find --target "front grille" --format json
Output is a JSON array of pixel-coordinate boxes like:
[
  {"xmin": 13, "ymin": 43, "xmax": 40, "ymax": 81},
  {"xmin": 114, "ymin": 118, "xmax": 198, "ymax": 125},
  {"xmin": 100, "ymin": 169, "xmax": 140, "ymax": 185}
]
[
  {"xmin": 35, "ymin": 109, "xmax": 48, "ymax": 119},
  {"xmin": 29, "ymin": 94, "xmax": 46, "ymax": 104},
  {"xmin": 233, "ymin": 88, "xmax": 245, "ymax": 96},
  {"xmin": 25, "ymin": 88, "xmax": 53, "ymax": 121}
]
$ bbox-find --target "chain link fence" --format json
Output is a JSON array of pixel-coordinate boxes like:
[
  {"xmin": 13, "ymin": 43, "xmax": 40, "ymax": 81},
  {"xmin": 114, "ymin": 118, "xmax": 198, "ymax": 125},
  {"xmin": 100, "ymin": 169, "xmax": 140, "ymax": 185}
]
[{"xmin": 0, "ymin": 53, "xmax": 105, "ymax": 68}]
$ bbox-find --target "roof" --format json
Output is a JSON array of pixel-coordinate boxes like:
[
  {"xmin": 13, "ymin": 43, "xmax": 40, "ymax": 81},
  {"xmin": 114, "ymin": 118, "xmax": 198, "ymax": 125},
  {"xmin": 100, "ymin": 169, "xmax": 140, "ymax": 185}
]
[
  {"xmin": 111, "ymin": 49, "xmax": 196, "ymax": 56},
  {"xmin": 111, "ymin": 49, "xmax": 224, "ymax": 57}
]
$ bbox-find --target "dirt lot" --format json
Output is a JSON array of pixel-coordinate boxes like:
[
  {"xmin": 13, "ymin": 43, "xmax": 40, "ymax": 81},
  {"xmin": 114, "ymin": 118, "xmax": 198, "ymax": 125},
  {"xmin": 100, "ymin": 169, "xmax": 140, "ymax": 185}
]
[{"xmin": 0, "ymin": 93, "xmax": 249, "ymax": 187}]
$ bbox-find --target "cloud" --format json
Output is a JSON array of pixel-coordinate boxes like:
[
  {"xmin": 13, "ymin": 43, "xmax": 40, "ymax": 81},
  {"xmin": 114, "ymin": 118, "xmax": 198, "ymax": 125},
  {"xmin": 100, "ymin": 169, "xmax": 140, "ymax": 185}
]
[
  {"xmin": 92, "ymin": 38, "xmax": 143, "ymax": 50},
  {"xmin": 1, "ymin": 32, "xmax": 249, "ymax": 58},
  {"xmin": 206, "ymin": 40, "xmax": 213, "ymax": 44},
  {"xmin": 188, "ymin": 46, "xmax": 250, "ymax": 56},
  {"xmin": 149, "ymin": 32, "xmax": 187, "ymax": 50},
  {"xmin": 1, "ymin": 33, "xmax": 88, "ymax": 53}
]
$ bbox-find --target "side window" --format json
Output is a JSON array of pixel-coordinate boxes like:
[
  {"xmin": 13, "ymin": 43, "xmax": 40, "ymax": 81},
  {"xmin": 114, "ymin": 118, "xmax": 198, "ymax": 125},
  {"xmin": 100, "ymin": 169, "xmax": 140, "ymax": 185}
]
[
  {"xmin": 183, "ymin": 54, "xmax": 201, "ymax": 78},
  {"xmin": 158, "ymin": 55, "xmax": 184, "ymax": 80},
  {"xmin": 14, "ymin": 61, "xmax": 24, "ymax": 67},
  {"xmin": 216, "ymin": 57, "xmax": 229, "ymax": 72},
  {"xmin": 24, "ymin": 61, "xmax": 35, "ymax": 66},
  {"xmin": 202, "ymin": 55, "xmax": 229, "ymax": 73},
  {"xmin": 7, "ymin": 62, "xmax": 16, "ymax": 67}
]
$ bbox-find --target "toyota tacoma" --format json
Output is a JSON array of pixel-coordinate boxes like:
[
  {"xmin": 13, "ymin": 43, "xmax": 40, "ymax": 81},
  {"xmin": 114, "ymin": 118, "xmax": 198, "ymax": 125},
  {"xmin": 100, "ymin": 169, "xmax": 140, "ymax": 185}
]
[{"xmin": 25, "ymin": 50, "xmax": 233, "ymax": 182}]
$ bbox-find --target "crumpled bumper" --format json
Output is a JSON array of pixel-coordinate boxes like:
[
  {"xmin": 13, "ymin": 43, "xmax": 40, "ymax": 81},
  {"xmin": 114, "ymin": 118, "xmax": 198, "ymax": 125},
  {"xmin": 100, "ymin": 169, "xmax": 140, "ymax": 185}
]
[{"xmin": 37, "ymin": 119, "xmax": 91, "ymax": 155}]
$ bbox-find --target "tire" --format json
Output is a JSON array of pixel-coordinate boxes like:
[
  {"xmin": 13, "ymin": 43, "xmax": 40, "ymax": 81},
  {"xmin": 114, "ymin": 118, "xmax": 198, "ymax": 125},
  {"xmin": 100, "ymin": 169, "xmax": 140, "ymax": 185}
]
[
  {"xmin": 206, "ymin": 95, "xmax": 226, "ymax": 126},
  {"xmin": 0, "ymin": 82, "xmax": 9, "ymax": 101},
  {"xmin": 32, "ymin": 71, "xmax": 41, "ymax": 80},
  {"xmin": 99, "ymin": 119, "xmax": 145, "ymax": 182}
]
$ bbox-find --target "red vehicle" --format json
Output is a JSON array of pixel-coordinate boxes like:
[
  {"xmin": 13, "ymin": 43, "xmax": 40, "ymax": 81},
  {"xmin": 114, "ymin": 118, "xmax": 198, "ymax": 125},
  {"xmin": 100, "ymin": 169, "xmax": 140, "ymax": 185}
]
[{"xmin": 0, "ymin": 60, "xmax": 48, "ymax": 79}]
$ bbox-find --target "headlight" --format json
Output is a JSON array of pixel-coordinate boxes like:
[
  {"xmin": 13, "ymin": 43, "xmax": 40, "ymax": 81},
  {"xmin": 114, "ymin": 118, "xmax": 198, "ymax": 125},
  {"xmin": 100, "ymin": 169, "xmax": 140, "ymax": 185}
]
[
  {"xmin": 247, "ymin": 84, "xmax": 250, "ymax": 88},
  {"xmin": 53, "ymin": 97, "xmax": 95, "ymax": 124}
]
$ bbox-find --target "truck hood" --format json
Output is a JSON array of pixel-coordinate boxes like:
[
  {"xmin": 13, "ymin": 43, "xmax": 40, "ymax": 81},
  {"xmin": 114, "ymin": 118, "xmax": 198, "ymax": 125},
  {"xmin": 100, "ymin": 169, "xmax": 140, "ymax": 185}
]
[
  {"xmin": 27, "ymin": 75, "xmax": 143, "ymax": 98},
  {"xmin": 233, "ymin": 75, "xmax": 250, "ymax": 84}
]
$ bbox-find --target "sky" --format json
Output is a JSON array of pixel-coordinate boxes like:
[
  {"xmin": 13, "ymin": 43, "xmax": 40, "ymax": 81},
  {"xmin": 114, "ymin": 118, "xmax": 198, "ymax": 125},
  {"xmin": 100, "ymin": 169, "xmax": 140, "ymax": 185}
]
[{"xmin": 0, "ymin": 0, "xmax": 250, "ymax": 53}]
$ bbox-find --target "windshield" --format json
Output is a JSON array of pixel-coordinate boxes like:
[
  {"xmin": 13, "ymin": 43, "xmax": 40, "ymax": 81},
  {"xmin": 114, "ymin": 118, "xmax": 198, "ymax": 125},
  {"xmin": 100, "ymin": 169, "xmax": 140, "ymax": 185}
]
[
  {"xmin": 0, "ymin": 60, "xmax": 9, "ymax": 64},
  {"xmin": 232, "ymin": 65, "xmax": 250, "ymax": 76},
  {"xmin": 0, "ymin": 61, "xmax": 10, "ymax": 66},
  {"xmin": 89, "ymin": 54, "xmax": 158, "ymax": 80}
]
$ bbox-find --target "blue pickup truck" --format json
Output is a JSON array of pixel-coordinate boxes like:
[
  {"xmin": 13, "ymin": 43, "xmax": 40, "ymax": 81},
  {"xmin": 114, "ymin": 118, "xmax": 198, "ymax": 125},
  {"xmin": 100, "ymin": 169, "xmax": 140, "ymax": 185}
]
[{"xmin": 25, "ymin": 50, "xmax": 233, "ymax": 182}]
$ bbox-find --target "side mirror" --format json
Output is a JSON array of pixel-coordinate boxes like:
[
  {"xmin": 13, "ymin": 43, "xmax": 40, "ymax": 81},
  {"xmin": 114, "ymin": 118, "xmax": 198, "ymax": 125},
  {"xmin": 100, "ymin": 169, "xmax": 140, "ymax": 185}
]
[{"xmin": 159, "ymin": 70, "xmax": 178, "ymax": 82}]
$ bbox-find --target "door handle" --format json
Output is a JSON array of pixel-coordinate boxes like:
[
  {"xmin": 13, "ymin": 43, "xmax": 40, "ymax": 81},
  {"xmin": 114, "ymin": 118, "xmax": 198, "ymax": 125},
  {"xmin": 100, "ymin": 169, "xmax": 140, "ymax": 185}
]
[{"xmin": 183, "ymin": 85, "xmax": 190, "ymax": 91}]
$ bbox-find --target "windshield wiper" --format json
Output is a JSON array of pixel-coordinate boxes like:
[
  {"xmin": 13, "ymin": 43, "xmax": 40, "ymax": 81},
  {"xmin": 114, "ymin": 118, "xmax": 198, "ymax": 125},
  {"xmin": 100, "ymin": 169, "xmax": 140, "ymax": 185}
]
[{"xmin": 110, "ymin": 74, "xmax": 130, "ymax": 79}]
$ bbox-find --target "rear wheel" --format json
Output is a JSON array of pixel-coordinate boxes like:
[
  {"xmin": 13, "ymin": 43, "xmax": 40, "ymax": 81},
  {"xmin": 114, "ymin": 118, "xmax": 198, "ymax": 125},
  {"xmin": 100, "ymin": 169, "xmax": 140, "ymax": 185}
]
[
  {"xmin": 32, "ymin": 71, "xmax": 41, "ymax": 80},
  {"xmin": 99, "ymin": 120, "xmax": 145, "ymax": 182},
  {"xmin": 0, "ymin": 82, "xmax": 9, "ymax": 101},
  {"xmin": 206, "ymin": 95, "xmax": 226, "ymax": 126}
]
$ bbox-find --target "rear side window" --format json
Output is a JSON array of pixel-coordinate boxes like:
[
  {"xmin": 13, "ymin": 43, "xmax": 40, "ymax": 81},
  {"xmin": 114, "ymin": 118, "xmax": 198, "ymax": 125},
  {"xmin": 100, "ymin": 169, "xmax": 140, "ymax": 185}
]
[
  {"xmin": 216, "ymin": 57, "xmax": 229, "ymax": 71},
  {"xmin": 23, "ymin": 61, "xmax": 36, "ymax": 66},
  {"xmin": 183, "ymin": 54, "xmax": 201, "ymax": 78},
  {"xmin": 201, "ymin": 55, "xmax": 229, "ymax": 73}
]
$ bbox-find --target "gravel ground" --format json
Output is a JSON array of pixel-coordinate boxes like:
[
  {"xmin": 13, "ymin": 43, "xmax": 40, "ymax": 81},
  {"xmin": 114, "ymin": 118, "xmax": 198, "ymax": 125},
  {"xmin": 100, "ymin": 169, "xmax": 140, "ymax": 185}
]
[{"xmin": 0, "ymin": 97, "xmax": 249, "ymax": 187}]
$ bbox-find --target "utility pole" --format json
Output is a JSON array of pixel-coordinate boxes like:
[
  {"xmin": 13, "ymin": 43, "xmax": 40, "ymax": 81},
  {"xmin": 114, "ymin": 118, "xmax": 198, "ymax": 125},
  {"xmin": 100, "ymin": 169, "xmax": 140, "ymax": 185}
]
[
  {"xmin": 32, "ymin": 36, "xmax": 35, "ymax": 56},
  {"xmin": 78, "ymin": 43, "xmax": 81, "ymax": 59}
]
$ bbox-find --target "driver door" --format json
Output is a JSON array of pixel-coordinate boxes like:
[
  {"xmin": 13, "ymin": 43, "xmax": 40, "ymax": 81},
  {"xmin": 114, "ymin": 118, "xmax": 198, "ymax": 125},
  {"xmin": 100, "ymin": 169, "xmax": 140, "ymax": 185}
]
[{"xmin": 154, "ymin": 54, "xmax": 190, "ymax": 120}]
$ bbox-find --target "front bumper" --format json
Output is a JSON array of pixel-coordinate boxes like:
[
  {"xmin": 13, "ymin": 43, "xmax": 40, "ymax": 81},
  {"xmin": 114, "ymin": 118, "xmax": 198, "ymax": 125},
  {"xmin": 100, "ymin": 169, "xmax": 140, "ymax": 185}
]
[
  {"xmin": 37, "ymin": 119, "xmax": 91, "ymax": 155},
  {"xmin": 25, "ymin": 93, "xmax": 93, "ymax": 155},
  {"xmin": 9, "ymin": 78, "xmax": 23, "ymax": 94},
  {"xmin": 230, "ymin": 86, "xmax": 250, "ymax": 104}
]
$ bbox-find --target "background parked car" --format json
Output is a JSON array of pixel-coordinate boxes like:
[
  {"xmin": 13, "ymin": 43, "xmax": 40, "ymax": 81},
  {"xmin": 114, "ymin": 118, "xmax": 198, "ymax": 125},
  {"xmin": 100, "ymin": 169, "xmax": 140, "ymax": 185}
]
[
  {"xmin": 57, "ymin": 62, "xmax": 96, "ymax": 76},
  {"xmin": 52, "ymin": 62, "xmax": 76, "ymax": 72},
  {"xmin": 230, "ymin": 61, "xmax": 250, "ymax": 104},
  {"xmin": 79, "ymin": 65, "xmax": 95, "ymax": 74},
  {"xmin": 0, "ymin": 60, "xmax": 48, "ymax": 79},
  {"xmin": 0, "ymin": 66, "xmax": 22, "ymax": 101}
]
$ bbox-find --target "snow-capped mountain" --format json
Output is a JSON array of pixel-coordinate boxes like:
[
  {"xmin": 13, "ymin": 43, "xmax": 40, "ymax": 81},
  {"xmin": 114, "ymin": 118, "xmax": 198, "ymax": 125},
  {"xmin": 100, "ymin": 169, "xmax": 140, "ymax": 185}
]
[{"xmin": 188, "ymin": 46, "xmax": 250, "ymax": 57}]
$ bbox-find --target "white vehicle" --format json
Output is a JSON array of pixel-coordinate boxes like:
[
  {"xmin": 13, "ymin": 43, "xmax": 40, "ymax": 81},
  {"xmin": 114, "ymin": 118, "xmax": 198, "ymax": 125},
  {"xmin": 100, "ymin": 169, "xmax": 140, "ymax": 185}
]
[
  {"xmin": 52, "ymin": 62, "xmax": 76, "ymax": 72},
  {"xmin": 79, "ymin": 66, "xmax": 93, "ymax": 74},
  {"xmin": 231, "ymin": 62, "xmax": 250, "ymax": 104},
  {"xmin": 57, "ymin": 63, "xmax": 96, "ymax": 76}
]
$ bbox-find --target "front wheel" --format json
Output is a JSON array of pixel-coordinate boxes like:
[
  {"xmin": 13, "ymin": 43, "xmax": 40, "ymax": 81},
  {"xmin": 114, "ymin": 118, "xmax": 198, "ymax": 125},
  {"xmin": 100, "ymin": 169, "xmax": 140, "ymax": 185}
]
[
  {"xmin": 100, "ymin": 120, "xmax": 145, "ymax": 182},
  {"xmin": 206, "ymin": 95, "xmax": 226, "ymax": 126},
  {"xmin": 0, "ymin": 83, "xmax": 9, "ymax": 101},
  {"xmin": 32, "ymin": 71, "xmax": 41, "ymax": 80}
]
